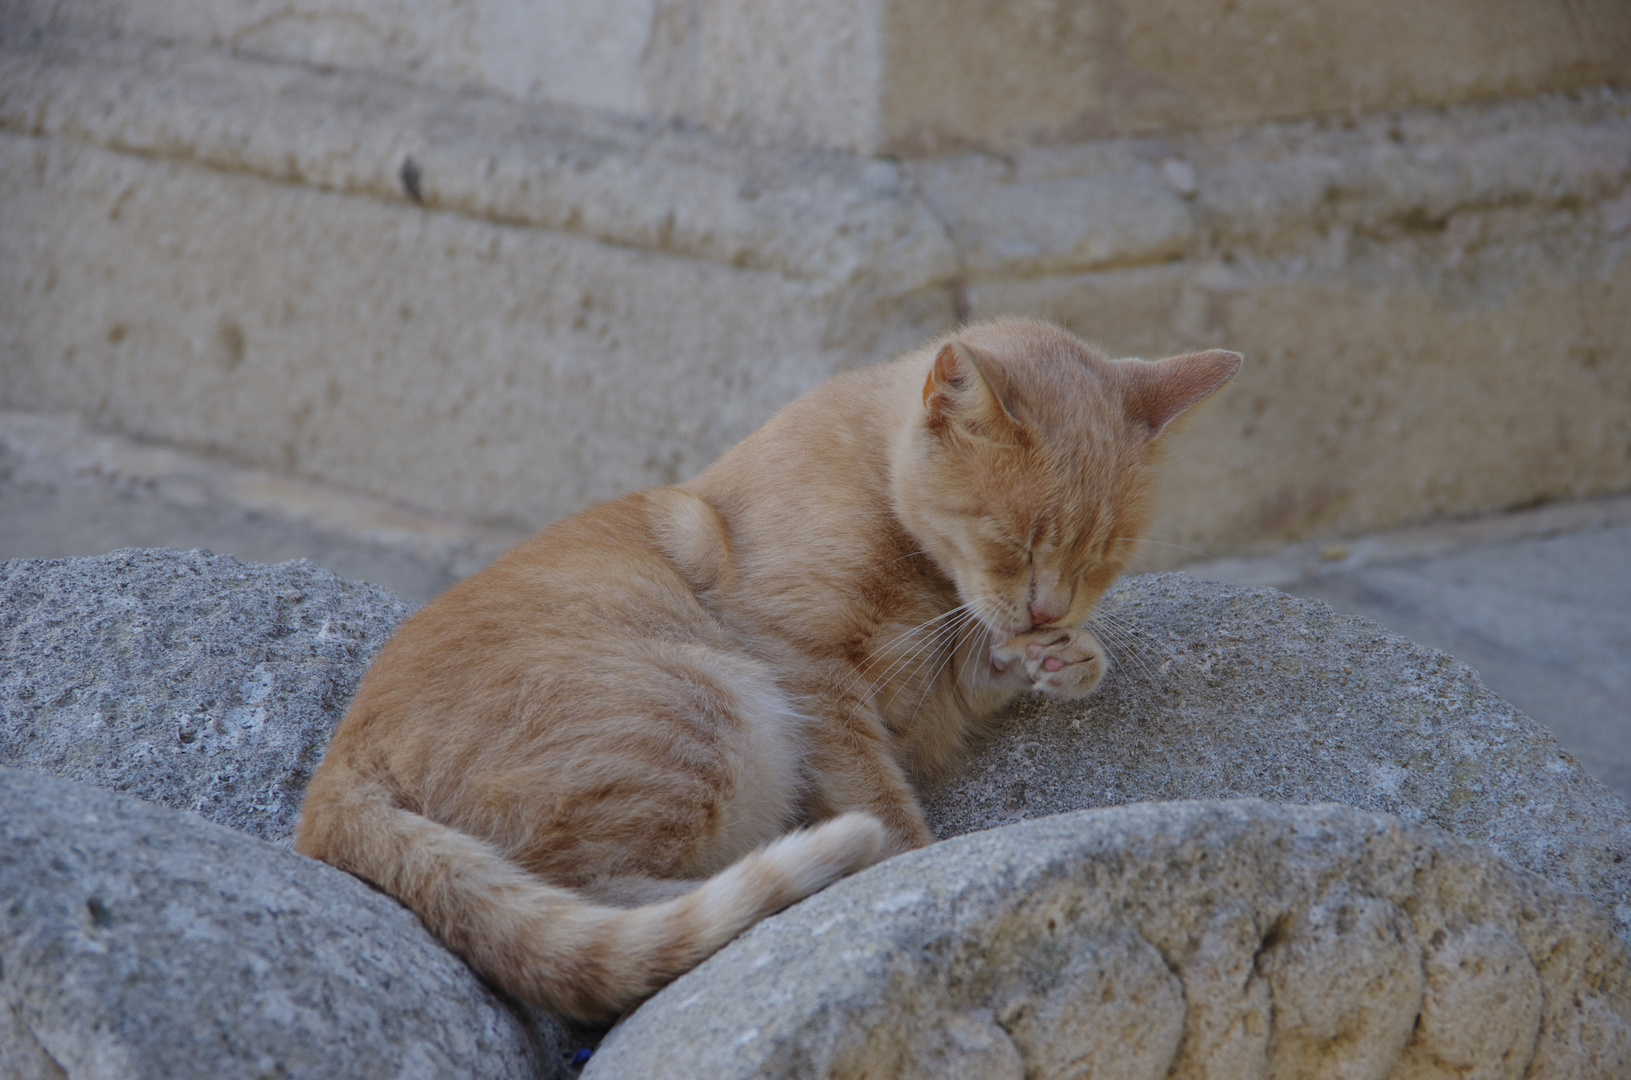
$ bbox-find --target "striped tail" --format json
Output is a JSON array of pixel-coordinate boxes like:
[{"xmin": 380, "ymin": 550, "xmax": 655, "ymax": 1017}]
[{"xmin": 295, "ymin": 771, "xmax": 888, "ymax": 1021}]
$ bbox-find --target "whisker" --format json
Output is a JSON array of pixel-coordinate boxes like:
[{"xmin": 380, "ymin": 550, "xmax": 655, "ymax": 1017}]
[
  {"xmin": 965, "ymin": 620, "xmax": 999, "ymax": 699},
  {"xmin": 902, "ymin": 610, "xmax": 978, "ymax": 725},
  {"xmin": 1086, "ymin": 610, "xmax": 1173, "ymax": 683},
  {"xmin": 834, "ymin": 602, "xmax": 977, "ymax": 700},
  {"xmin": 1091, "ymin": 620, "xmax": 1154, "ymax": 684},
  {"xmin": 957, "ymin": 619, "xmax": 991, "ymax": 693},
  {"xmin": 877, "ymin": 609, "xmax": 975, "ymax": 710},
  {"xmin": 905, "ymin": 645, "xmax": 960, "ymax": 725},
  {"xmin": 1092, "ymin": 608, "xmax": 1178, "ymax": 656},
  {"xmin": 1087, "ymin": 612, "xmax": 1142, "ymax": 655},
  {"xmin": 858, "ymin": 609, "xmax": 968, "ymax": 707},
  {"xmin": 873, "ymin": 603, "xmax": 976, "ymax": 668}
]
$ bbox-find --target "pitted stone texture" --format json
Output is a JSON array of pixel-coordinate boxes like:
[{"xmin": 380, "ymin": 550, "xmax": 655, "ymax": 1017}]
[
  {"xmin": 0, "ymin": 548, "xmax": 411, "ymax": 845},
  {"xmin": 588, "ymin": 801, "xmax": 1631, "ymax": 1080},
  {"xmin": 0, "ymin": 767, "xmax": 562, "ymax": 1080},
  {"xmin": 924, "ymin": 574, "xmax": 1631, "ymax": 947}
]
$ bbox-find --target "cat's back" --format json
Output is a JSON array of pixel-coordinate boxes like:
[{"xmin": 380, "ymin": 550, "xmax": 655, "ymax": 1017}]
[
  {"xmin": 389, "ymin": 491, "xmax": 695, "ymax": 647},
  {"xmin": 685, "ymin": 358, "xmax": 919, "ymax": 572},
  {"xmin": 327, "ymin": 487, "xmax": 738, "ymax": 754}
]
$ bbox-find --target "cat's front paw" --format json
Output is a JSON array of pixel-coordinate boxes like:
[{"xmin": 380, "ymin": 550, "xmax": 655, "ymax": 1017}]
[{"xmin": 989, "ymin": 627, "xmax": 1108, "ymax": 699}]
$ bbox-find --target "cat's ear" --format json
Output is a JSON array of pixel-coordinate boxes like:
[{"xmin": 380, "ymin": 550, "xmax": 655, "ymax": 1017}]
[
  {"xmin": 923, "ymin": 341, "xmax": 1023, "ymax": 443},
  {"xmin": 1122, "ymin": 349, "xmax": 1241, "ymax": 435}
]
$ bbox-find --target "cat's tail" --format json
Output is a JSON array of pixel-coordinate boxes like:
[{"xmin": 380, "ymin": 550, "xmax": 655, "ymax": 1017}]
[{"xmin": 296, "ymin": 773, "xmax": 888, "ymax": 1022}]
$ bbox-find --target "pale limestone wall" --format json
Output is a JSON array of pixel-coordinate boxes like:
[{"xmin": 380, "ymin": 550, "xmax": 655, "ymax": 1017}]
[
  {"xmin": 0, "ymin": 37, "xmax": 954, "ymax": 529},
  {"xmin": 0, "ymin": 136, "xmax": 855, "ymax": 527},
  {"xmin": 914, "ymin": 94, "xmax": 1631, "ymax": 551},
  {"xmin": 878, "ymin": 0, "xmax": 1631, "ymax": 155},
  {"xmin": 8, "ymin": 0, "xmax": 670, "ymax": 114},
  {"xmin": 2, "ymin": 3, "xmax": 1629, "ymax": 559},
  {"xmin": 20, "ymin": 0, "xmax": 1628, "ymax": 155}
]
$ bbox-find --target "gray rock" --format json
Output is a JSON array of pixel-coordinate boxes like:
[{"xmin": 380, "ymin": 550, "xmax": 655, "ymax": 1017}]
[
  {"xmin": 0, "ymin": 548, "xmax": 411, "ymax": 845},
  {"xmin": 7, "ymin": 551, "xmax": 1630, "ymax": 1076},
  {"xmin": 589, "ymin": 801, "xmax": 1631, "ymax": 1079},
  {"xmin": 924, "ymin": 573, "xmax": 1631, "ymax": 945},
  {"xmin": 0, "ymin": 766, "xmax": 562, "ymax": 1080}
]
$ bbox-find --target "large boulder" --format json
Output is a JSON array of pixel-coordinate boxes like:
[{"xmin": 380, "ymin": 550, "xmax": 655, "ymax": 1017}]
[
  {"xmin": 0, "ymin": 766, "xmax": 563, "ymax": 1079},
  {"xmin": 590, "ymin": 800, "xmax": 1631, "ymax": 1079},
  {"xmin": 0, "ymin": 548, "xmax": 410, "ymax": 845},
  {"xmin": 6, "ymin": 551, "xmax": 1626, "ymax": 936},
  {"xmin": 5, "ymin": 549, "xmax": 1631, "ymax": 1076},
  {"xmin": 924, "ymin": 573, "xmax": 1631, "ymax": 945}
]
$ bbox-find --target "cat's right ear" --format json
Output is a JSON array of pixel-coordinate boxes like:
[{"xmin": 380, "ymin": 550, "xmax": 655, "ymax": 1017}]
[
  {"xmin": 1123, "ymin": 349, "xmax": 1242, "ymax": 436},
  {"xmin": 923, "ymin": 342, "xmax": 1023, "ymax": 444}
]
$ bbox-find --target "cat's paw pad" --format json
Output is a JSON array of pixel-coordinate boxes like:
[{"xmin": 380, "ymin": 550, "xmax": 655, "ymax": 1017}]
[{"xmin": 990, "ymin": 627, "xmax": 1108, "ymax": 698}]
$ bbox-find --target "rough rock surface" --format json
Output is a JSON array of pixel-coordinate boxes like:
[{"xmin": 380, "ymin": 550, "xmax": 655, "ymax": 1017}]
[
  {"xmin": 590, "ymin": 800, "xmax": 1631, "ymax": 1080},
  {"xmin": 0, "ymin": 766, "xmax": 563, "ymax": 1080},
  {"xmin": 4, "ymin": 552, "xmax": 1628, "ymax": 936},
  {"xmin": 0, "ymin": 548, "xmax": 411, "ymax": 845},
  {"xmin": 6, "ymin": 550, "xmax": 1631, "ymax": 1076},
  {"xmin": 924, "ymin": 573, "xmax": 1631, "ymax": 945}
]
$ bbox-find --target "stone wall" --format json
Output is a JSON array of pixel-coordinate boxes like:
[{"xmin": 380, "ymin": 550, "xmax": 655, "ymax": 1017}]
[
  {"xmin": 16, "ymin": 0, "xmax": 1628, "ymax": 155},
  {"xmin": 1, "ymin": 1, "xmax": 1628, "ymax": 560}
]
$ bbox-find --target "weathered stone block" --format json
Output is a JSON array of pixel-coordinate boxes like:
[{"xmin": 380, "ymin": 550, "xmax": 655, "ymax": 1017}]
[
  {"xmin": 15, "ymin": 0, "xmax": 1627, "ymax": 155},
  {"xmin": 588, "ymin": 801, "xmax": 1631, "ymax": 1078},
  {"xmin": 0, "ymin": 129, "xmax": 949, "ymax": 529},
  {"xmin": 877, "ymin": 0, "xmax": 1631, "ymax": 155},
  {"xmin": 0, "ymin": 34, "xmax": 956, "ymax": 529},
  {"xmin": 3, "ymin": 36, "xmax": 1627, "ymax": 555}
]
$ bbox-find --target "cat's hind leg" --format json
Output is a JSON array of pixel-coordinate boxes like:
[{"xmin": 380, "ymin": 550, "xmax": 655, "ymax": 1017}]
[{"xmin": 452, "ymin": 635, "xmax": 823, "ymax": 887}]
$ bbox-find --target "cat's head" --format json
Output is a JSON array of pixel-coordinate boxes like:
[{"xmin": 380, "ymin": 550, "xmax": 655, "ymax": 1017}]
[{"xmin": 891, "ymin": 318, "xmax": 1239, "ymax": 641}]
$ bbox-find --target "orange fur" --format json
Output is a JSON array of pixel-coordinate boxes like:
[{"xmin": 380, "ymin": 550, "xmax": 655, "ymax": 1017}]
[{"xmin": 295, "ymin": 318, "xmax": 1239, "ymax": 1021}]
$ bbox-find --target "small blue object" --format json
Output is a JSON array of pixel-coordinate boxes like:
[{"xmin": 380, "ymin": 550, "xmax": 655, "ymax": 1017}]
[{"xmin": 571, "ymin": 1048, "xmax": 594, "ymax": 1067}]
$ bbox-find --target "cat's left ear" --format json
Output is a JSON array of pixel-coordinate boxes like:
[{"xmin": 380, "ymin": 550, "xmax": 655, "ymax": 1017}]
[
  {"xmin": 923, "ymin": 341, "xmax": 1024, "ymax": 443},
  {"xmin": 1122, "ymin": 349, "xmax": 1242, "ymax": 436}
]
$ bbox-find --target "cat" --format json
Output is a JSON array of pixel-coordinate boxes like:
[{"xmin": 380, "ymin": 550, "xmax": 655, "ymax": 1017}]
[{"xmin": 295, "ymin": 318, "xmax": 1239, "ymax": 1022}]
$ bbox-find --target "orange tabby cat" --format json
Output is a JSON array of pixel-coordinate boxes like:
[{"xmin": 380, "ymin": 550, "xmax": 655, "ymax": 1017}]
[{"xmin": 296, "ymin": 318, "xmax": 1239, "ymax": 1021}]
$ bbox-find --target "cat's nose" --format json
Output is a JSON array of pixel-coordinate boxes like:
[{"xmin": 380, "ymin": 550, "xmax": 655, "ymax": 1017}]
[
  {"xmin": 1027, "ymin": 570, "xmax": 1071, "ymax": 629},
  {"xmin": 1028, "ymin": 601, "xmax": 1062, "ymax": 627}
]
